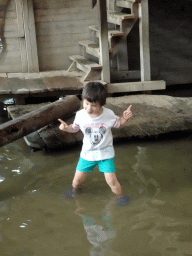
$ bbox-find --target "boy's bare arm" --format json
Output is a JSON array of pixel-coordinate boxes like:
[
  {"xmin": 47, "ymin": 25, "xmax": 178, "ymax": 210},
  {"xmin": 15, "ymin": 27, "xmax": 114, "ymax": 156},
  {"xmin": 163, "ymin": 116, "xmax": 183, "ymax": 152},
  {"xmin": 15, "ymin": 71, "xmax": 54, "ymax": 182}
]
[
  {"xmin": 58, "ymin": 119, "xmax": 77, "ymax": 133},
  {"xmin": 119, "ymin": 105, "xmax": 133, "ymax": 127}
]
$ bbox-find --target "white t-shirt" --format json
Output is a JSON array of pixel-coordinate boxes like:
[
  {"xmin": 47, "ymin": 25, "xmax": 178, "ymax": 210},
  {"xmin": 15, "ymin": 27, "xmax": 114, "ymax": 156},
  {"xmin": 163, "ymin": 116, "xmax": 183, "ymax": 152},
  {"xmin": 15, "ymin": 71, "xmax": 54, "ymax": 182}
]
[{"xmin": 72, "ymin": 107, "xmax": 120, "ymax": 161}]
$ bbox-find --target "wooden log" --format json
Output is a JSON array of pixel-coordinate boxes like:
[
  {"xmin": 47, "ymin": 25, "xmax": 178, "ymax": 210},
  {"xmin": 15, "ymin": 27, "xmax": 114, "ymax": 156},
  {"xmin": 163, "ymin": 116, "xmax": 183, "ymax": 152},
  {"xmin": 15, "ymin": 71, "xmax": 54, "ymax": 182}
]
[{"xmin": 0, "ymin": 95, "xmax": 81, "ymax": 147}]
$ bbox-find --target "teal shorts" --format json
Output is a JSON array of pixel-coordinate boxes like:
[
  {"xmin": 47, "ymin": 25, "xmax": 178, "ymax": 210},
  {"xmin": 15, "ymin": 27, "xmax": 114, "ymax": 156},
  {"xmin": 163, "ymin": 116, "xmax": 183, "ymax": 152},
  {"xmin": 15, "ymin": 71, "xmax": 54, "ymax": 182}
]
[{"xmin": 76, "ymin": 157, "xmax": 116, "ymax": 173}]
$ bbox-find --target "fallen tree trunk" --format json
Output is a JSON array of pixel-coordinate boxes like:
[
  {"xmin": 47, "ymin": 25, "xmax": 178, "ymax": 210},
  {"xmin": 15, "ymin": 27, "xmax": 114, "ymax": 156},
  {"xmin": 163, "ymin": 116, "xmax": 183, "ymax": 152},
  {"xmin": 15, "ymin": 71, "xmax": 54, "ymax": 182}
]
[{"xmin": 0, "ymin": 95, "xmax": 81, "ymax": 147}]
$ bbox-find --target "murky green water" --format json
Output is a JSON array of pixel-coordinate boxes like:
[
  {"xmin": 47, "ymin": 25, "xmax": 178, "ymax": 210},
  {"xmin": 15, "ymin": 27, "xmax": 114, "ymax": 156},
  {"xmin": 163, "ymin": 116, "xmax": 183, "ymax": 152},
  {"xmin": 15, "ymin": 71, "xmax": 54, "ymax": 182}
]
[{"xmin": 0, "ymin": 131, "xmax": 192, "ymax": 256}]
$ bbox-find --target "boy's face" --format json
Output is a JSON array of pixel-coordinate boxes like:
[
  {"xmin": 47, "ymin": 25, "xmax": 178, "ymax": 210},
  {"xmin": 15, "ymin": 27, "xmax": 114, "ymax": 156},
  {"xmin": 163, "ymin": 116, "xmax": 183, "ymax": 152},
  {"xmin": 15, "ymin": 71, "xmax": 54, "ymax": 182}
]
[{"xmin": 83, "ymin": 99, "xmax": 103, "ymax": 117}]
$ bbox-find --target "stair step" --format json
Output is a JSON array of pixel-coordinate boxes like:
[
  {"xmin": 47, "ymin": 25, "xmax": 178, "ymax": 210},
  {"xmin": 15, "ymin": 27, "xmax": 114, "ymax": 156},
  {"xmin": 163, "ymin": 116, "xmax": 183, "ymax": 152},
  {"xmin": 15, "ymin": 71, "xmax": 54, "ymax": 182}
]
[
  {"xmin": 79, "ymin": 40, "xmax": 100, "ymax": 58},
  {"xmin": 89, "ymin": 25, "xmax": 124, "ymax": 38},
  {"xmin": 108, "ymin": 12, "xmax": 135, "ymax": 26},
  {"xmin": 116, "ymin": 1, "xmax": 133, "ymax": 9},
  {"xmin": 69, "ymin": 55, "xmax": 102, "ymax": 81},
  {"xmin": 69, "ymin": 55, "xmax": 102, "ymax": 73}
]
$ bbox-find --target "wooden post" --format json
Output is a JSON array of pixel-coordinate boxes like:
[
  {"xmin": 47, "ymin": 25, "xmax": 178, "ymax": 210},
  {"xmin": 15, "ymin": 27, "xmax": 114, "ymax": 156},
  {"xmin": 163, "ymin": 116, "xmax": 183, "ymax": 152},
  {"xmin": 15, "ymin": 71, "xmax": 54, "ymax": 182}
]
[
  {"xmin": 139, "ymin": 0, "xmax": 151, "ymax": 82},
  {"xmin": 98, "ymin": 0, "xmax": 110, "ymax": 83},
  {"xmin": 0, "ymin": 96, "xmax": 80, "ymax": 147},
  {"xmin": 15, "ymin": 0, "xmax": 28, "ymax": 72},
  {"xmin": 22, "ymin": 0, "xmax": 39, "ymax": 72}
]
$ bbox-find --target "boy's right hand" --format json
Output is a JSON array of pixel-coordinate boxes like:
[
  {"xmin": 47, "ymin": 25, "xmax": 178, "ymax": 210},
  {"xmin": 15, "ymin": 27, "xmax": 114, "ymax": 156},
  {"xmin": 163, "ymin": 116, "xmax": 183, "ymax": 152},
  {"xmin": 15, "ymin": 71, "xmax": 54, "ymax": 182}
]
[{"xmin": 58, "ymin": 119, "xmax": 68, "ymax": 131}]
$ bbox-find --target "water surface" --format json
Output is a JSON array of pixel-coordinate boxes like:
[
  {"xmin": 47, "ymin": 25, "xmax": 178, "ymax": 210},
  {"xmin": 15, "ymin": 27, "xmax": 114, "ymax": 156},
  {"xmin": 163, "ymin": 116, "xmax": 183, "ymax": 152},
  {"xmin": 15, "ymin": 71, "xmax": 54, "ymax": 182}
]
[{"xmin": 0, "ymin": 133, "xmax": 191, "ymax": 256}]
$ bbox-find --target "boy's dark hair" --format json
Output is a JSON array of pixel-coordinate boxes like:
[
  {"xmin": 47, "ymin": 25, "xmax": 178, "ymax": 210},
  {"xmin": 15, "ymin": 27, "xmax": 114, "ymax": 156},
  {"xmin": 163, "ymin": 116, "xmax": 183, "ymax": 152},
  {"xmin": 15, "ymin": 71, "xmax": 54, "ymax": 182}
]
[{"xmin": 82, "ymin": 82, "xmax": 107, "ymax": 106}]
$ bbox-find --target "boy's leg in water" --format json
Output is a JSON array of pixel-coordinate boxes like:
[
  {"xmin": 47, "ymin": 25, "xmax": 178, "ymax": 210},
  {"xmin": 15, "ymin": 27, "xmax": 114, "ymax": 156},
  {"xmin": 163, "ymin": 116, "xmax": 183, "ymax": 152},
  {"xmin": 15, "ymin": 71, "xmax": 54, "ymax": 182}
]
[
  {"xmin": 72, "ymin": 170, "xmax": 88, "ymax": 190},
  {"xmin": 104, "ymin": 173, "xmax": 130, "ymax": 206},
  {"xmin": 104, "ymin": 173, "xmax": 123, "ymax": 197},
  {"xmin": 65, "ymin": 170, "xmax": 87, "ymax": 198}
]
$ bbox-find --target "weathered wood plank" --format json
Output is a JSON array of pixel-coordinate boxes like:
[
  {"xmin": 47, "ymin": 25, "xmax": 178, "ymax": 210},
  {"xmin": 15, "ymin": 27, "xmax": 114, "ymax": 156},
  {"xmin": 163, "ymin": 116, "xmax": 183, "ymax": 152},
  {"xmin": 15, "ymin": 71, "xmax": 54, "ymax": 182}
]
[
  {"xmin": 1, "ymin": 38, "xmax": 20, "ymax": 50},
  {"xmin": 69, "ymin": 55, "xmax": 102, "ymax": 73},
  {"xmin": 3, "ymin": 31, "xmax": 18, "ymax": 38},
  {"xmin": 108, "ymin": 81, "xmax": 166, "ymax": 93},
  {"xmin": 34, "ymin": 6, "xmax": 96, "ymax": 16},
  {"xmin": 23, "ymin": 0, "xmax": 39, "ymax": 72},
  {"xmin": 0, "ymin": 10, "xmax": 16, "ymax": 18},
  {"xmin": 1, "ymin": 17, "xmax": 17, "ymax": 25},
  {"xmin": 36, "ymin": 33, "xmax": 83, "ymax": 47},
  {"xmin": 8, "ymin": 102, "xmax": 49, "ymax": 118},
  {"xmin": 106, "ymin": 101, "xmax": 147, "ymax": 137},
  {"xmin": 0, "ymin": 37, "xmax": 25, "ymax": 73},
  {"xmin": 37, "ymin": 47, "xmax": 82, "ymax": 70},
  {"xmin": 7, "ymin": 102, "xmax": 47, "ymax": 148},
  {"xmin": 1, "ymin": 50, "xmax": 21, "ymax": 58},
  {"xmin": 0, "ymin": 58, "xmax": 22, "ymax": 73},
  {"xmin": 35, "ymin": 19, "xmax": 97, "ymax": 35},
  {"xmin": 15, "ymin": 0, "xmax": 28, "ymax": 72},
  {"xmin": 35, "ymin": 12, "xmax": 98, "ymax": 23},
  {"xmin": 38, "ymin": 45, "xmax": 81, "ymax": 56},
  {"xmin": 0, "ymin": 74, "xmax": 11, "ymax": 94},
  {"xmin": 24, "ymin": 131, "xmax": 47, "ymax": 148},
  {"xmin": 5, "ymin": 0, "xmax": 16, "ymax": 11},
  {"xmin": 36, "ymin": 33, "xmax": 88, "ymax": 49},
  {"xmin": 7, "ymin": 73, "xmax": 29, "ymax": 94},
  {"xmin": 1, "ymin": 95, "xmax": 81, "ymax": 147},
  {"xmin": 107, "ymin": 95, "xmax": 192, "ymax": 135},
  {"xmin": 38, "ymin": 124, "xmax": 64, "ymax": 149},
  {"xmin": 136, "ymin": 95, "xmax": 172, "ymax": 108},
  {"xmin": 15, "ymin": 0, "xmax": 24, "ymax": 37},
  {"xmin": 41, "ymin": 74, "xmax": 84, "ymax": 91},
  {"xmin": 54, "ymin": 115, "xmax": 83, "ymax": 144},
  {"xmin": 40, "ymin": 71, "xmax": 63, "ymax": 77},
  {"xmin": 6, "ymin": 95, "xmax": 192, "ymax": 149},
  {"xmin": 110, "ymin": 70, "xmax": 141, "ymax": 81},
  {"xmin": 3, "ymin": 24, "xmax": 18, "ymax": 33},
  {"xmin": 24, "ymin": 73, "xmax": 48, "ymax": 93},
  {"xmin": 19, "ymin": 38, "xmax": 28, "ymax": 73},
  {"xmin": 33, "ymin": 0, "xmax": 96, "ymax": 9}
]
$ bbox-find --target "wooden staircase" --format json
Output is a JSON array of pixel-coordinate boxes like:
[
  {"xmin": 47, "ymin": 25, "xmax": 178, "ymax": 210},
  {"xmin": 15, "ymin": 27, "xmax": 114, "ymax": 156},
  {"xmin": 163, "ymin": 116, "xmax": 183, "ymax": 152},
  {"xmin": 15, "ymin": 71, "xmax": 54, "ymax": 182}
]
[{"xmin": 68, "ymin": 0, "xmax": 165, "ymax": 93}]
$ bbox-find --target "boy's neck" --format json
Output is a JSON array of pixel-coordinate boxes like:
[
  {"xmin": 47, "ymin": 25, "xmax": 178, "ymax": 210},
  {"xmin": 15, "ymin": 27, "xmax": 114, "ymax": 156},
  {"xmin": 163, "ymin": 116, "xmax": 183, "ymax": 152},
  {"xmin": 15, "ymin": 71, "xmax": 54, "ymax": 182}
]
[{"xmin": 88, "ymin": 106, "xmax": 103, "ymax": 118}]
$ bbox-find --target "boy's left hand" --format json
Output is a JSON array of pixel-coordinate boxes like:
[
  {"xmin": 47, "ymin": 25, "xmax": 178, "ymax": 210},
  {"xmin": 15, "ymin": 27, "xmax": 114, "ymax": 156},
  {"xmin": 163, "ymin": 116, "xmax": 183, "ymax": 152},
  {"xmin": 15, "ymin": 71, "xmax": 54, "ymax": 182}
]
[{"xmin": 123, "ymin": 105, "xmax": 132, "ymax": 121}]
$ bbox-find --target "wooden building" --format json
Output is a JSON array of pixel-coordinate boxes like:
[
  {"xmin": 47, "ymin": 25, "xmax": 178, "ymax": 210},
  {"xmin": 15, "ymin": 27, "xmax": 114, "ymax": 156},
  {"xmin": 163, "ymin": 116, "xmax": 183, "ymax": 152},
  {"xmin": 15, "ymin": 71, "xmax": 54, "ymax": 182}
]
[{"xmin": 0, "ymin": 0, "xmax": 165, "ymax": 101}]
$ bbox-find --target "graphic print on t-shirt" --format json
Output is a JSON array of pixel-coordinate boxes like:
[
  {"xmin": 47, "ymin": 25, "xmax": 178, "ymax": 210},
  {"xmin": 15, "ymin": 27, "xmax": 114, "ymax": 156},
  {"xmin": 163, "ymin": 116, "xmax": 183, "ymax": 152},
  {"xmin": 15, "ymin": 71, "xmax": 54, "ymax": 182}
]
[{"xmin": 84, "ymin": 123, "xmax": 107, "ymax": 145}]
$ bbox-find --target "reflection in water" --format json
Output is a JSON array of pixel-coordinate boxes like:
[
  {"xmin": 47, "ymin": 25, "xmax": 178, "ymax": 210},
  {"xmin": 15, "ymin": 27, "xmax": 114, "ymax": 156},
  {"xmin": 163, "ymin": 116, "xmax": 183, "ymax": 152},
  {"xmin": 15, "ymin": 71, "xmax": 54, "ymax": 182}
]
[
  {"xmin": 75, "ymin": 197, "xmax": 119, "ymax": 256},
  {"xmin": 128, "ymin": 144, "xmax": 192, "ymax": 256},
  {"xmin": 132, "ymin": 146, "xmax": 161, "ymax": 199}
]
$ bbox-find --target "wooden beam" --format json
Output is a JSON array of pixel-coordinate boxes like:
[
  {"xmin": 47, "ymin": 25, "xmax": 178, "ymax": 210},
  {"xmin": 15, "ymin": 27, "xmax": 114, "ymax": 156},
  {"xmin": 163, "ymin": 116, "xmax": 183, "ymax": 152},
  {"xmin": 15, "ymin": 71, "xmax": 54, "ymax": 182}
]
[
  {"xmin": 98, "ymin": 0, "xmax": 110, "ymax": 83},
  {"xmin": 107, "ymin": 80, "xmax": 166, "ymax": 93},
  {"xmin": 15, "ymin": 0, "xmax": 24, "ymax": 37},
  {"xmin": 0, "ymin": 95, "xmax": 80, "ymax": 147},
  {"xmin": 23, "ymin": 0, "xmax": 39, "ymax": 72},
  {"xmin": 139, "ymin": 0, "xmax": 151, "ymax": 81},
  {"xmin": 111, "ymin": 70, "xmax": 141, "ymax": 81},
  {"xmin": 15, "ymin": 0, "xmax": 28, "ymax": 72}
]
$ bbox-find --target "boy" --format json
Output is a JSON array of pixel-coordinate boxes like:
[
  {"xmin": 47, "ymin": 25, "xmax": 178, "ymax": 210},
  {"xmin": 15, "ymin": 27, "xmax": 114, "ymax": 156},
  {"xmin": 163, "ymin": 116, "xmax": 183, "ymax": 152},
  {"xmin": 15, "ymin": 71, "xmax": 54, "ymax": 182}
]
[{"xmin": 58, "ymin": 82, "xmax": 132, "ymax": 205}]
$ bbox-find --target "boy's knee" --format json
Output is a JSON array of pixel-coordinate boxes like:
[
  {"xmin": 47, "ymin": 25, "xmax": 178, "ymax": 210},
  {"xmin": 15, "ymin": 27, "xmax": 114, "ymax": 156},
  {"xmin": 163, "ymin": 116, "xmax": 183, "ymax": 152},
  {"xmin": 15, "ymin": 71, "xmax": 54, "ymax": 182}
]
[
  {"xmin": 72, "ymin": 171, "xmax": 87, "ymax": 188},
  {"xmin": 104, "ymin": 173, "xmax": 119, "ymax": 187}
]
